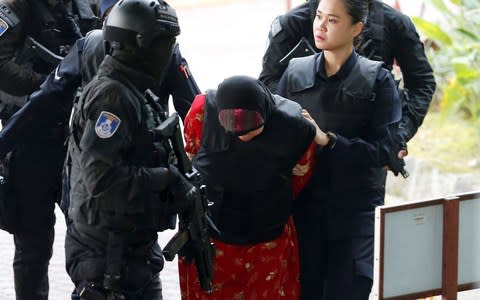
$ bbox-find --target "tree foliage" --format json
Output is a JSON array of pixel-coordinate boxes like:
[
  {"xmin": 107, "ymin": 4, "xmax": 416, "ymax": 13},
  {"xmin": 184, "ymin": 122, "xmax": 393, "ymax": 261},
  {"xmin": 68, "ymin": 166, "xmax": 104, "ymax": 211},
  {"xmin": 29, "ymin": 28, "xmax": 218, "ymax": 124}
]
[{"xmin": 412, "ymin": 0, "xmax": 480, "ymax": 122}]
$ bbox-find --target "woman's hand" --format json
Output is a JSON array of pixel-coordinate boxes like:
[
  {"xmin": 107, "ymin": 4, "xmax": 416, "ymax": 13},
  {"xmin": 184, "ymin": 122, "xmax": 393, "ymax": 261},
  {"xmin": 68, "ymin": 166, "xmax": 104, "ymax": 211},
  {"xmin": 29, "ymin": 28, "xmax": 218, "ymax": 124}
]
[
  {"xmin": 302, "ymin": 109, "xmax": 328, "ymax": 146},
  {"xmin": 293, "ymin": 162, "xmax": 310, "ymax": 176}
]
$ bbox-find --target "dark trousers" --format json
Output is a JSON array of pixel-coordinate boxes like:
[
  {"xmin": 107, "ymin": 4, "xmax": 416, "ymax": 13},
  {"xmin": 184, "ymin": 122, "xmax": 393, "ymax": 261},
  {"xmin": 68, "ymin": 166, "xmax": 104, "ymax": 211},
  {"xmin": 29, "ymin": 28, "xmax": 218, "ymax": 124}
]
[
  {"xmin": 9, "ymin": 141, "xmax": 65, "ymax": 300},
  {"xmin": 294, "ymin": 197, "xmax": 374, "ymax": 300},
  {"xmin": 321, "ymin": 276, "xmax": 372, "ymax": 300},
  {"xmin": 13, "ymin": 227, "xmax": 55, "ymax": 300}
]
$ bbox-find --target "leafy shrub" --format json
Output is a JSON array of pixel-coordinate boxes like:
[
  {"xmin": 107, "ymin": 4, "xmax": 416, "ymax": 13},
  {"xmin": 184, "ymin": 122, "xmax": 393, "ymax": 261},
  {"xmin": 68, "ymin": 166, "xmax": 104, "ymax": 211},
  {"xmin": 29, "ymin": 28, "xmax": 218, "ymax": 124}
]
[{"xmin": 412, "ymin": 0, "xmax": 480, "ymax": 122}]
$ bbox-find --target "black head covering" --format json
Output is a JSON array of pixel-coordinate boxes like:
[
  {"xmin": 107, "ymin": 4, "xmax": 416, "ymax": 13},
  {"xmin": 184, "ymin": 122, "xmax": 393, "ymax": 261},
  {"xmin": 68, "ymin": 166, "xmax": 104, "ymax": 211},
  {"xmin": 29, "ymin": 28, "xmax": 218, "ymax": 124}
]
[
  {"xmin": 215, "ymin": 75, "xmax": 274, "ymax": 135},
  {"xmin": 104, "ymin": 0, "xmax": 179, "ymax": 80}
]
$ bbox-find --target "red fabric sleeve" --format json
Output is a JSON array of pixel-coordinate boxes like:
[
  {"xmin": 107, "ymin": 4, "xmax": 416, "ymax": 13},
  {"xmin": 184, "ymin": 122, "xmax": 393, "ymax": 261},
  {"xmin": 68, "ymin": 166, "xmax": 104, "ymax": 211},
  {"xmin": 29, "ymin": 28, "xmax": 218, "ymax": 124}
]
[
  {"xmin": 184, "ymin": 94, "xmax": 206, "ymax": 156},
  {"xmin": 292, "ymin": 142, "xmax": 316, "ymax": 199}
]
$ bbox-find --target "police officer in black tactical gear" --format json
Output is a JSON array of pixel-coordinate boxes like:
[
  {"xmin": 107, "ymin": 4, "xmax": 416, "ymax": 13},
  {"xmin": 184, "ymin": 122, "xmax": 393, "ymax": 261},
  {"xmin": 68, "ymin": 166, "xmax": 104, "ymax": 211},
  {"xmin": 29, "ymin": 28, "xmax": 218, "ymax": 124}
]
[
  {"xmin": 0, "ymin": 0, "xmax": 199, "ymax": 163},
  {"xmin": 65, "ymin": 0, "xmax": 196, "ymax": 299},
  {"xmin": 260, "ymin": 0, "xmax": 436, "ymax": 159},
  {"xmin": 0, "ymin": 0, "xmax": 200, "ymax": 230},
  {"xmin": 0, "ymin": 0, "xmax": 97, "ymax": 117},
  {"xmin": 0, "ymin": 0, "xmax": 96, "ymax": 299}
]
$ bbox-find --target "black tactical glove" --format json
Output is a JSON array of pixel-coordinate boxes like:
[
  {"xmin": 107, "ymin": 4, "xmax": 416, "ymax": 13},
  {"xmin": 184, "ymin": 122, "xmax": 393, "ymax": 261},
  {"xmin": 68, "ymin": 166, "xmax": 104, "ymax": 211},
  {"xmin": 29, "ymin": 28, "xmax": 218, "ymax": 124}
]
[
  {"xmin": 167, "ymin": 165, "xmax": 197, "ymax": 214},
  {"xmin": 386, "ymin": 126, "xmax": 409, "ymax": 178}
]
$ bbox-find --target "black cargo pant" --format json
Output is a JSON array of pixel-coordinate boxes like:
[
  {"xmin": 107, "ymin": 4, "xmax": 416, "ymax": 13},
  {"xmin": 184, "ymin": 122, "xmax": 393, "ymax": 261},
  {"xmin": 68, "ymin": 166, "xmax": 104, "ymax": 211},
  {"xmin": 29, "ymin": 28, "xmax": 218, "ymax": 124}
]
[
  {"xmin": 66, "ymin": 224, "xmax": 164, "ymax": 300},
  {"xmin": 10, "ymin": 141, "xmax": 65, "ymax": 300}
]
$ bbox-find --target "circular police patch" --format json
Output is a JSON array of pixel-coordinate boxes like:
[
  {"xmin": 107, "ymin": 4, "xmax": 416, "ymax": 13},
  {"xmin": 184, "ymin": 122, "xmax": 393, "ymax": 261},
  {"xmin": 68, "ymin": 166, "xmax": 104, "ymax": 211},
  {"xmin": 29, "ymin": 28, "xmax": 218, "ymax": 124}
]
[
  {"xmin": 0, "ymin": 18, "xmax": 9, "ymax": 37},
  {"xmin": 95, "ymin": 111, "xmax": 121, "ymax": 139}
]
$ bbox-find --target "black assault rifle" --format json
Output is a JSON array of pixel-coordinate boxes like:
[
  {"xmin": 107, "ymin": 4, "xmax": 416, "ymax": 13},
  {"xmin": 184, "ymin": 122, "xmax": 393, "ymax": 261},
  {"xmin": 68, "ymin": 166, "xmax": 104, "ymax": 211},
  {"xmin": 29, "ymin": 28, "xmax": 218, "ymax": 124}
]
[
  {"xmin": 153, "ymin": 112, "xmax": 218, "ymax": 293},
  {"xmin": 0, "ymin": 37, "xmax": 61, "ymax": 119},
  {"xmin": 16, "ymin": 36, "xmax": 63, "ymax": 68}
]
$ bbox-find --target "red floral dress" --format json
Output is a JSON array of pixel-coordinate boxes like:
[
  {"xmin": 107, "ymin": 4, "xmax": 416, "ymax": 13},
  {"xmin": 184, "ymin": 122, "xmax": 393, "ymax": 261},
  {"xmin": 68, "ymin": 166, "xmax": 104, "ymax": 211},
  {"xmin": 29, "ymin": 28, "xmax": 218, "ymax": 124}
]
[{"xmin": 178, "ymin": 94, "xmax": 315, "ymax": 300}]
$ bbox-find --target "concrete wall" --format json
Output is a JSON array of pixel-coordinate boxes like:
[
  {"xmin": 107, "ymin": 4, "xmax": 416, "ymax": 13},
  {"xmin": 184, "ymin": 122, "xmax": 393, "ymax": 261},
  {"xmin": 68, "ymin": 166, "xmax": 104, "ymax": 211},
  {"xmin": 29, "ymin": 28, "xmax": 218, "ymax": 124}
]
[{"xmin": 386, "ymin": 158, "xmax": 480, "ymax": 204}]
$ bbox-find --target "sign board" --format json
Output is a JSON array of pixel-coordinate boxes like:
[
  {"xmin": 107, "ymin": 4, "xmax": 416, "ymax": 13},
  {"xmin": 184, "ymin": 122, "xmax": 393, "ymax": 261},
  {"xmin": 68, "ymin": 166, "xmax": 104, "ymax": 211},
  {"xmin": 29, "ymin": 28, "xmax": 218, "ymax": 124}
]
[
  {"xmin": 458, "ymin": 195, "xmax": 480, "ymax": 288},
  {"xmin": 374, "ymin": 192, "xmax": 480, "ymax": 300}
]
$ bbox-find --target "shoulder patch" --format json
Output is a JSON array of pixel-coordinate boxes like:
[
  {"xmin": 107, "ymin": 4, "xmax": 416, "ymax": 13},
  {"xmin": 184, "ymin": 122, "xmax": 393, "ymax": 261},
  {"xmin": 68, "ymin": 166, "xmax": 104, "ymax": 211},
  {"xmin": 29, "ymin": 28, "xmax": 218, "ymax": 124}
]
[
  {"xmin": 95, "ymin": 111, "xmax": 121, "ymax": 139},
  {"xmin": 0, "ymin": 3, "xmax": 20, "ymax": 28},
  {"xmin": 0, "ymin": 17, "xmax": 8, "ymax": 37},
  {"xmin": 270, "ymin": 17, "xmax": 282, "ymax": 38}
]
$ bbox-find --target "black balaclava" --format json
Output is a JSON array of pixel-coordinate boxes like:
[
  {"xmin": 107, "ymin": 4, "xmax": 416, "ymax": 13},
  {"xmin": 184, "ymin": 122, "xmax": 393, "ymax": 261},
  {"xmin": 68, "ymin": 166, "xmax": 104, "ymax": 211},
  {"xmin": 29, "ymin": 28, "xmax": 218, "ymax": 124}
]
[
  {"xmin": 111, "ymin": 37, "xmax": 176, "ymax": 81},
  {"xmin": 216, "ymin": 75, "xmax": 274, "ymax": 136}
]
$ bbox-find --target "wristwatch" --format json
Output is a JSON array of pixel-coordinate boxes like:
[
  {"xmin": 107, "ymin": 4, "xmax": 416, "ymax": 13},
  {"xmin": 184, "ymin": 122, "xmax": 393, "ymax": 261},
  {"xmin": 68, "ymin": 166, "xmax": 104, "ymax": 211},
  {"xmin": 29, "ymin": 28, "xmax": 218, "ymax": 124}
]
[{"xmin": 326, "ymin": 131, "xmax": 337, "ymax": 149}]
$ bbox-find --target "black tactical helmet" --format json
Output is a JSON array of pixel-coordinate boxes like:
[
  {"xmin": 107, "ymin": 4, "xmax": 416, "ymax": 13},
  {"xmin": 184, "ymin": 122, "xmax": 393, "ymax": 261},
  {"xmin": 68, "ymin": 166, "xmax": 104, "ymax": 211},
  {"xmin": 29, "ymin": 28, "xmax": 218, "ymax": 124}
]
[{"xmin": 103, "ymin": 0, "xmax": 180, "ymax": 49}]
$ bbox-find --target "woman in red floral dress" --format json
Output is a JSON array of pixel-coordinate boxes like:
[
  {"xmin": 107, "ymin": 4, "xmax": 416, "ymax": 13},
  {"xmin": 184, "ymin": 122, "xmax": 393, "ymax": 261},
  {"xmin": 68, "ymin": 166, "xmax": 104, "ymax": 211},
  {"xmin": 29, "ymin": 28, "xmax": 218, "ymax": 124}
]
[{"xmin": 178, "ymin": 75, "xmax": 320, "ymax": 300}]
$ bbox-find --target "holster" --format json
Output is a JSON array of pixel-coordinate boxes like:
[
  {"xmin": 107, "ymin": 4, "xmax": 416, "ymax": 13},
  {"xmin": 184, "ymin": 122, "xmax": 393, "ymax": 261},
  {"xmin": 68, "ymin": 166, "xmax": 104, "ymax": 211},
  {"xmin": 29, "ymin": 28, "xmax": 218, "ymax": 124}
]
[
  {"xmin": 0, "ymin": 152, "xmax": 19, "ymax": 233},
  {"xmin": 79, "ymin": 283, "xmax": 107, "ymax": 300}
]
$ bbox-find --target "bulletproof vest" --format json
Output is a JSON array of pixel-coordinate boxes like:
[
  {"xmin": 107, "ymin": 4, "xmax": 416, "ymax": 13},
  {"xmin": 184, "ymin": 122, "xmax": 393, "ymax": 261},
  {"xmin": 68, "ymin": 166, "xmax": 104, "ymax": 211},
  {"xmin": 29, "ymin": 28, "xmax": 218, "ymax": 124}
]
[
  {"xmin": 25, "ymin": 0, "xmax": 95, "ymax": 73},
  {"xmin": 356, "ymin": 0, "xmax": 385, "ymax": 63},
  {"xmin": 115, "ymin": 75, "xmax": 169, "ymax": 168},
  {"xmin": 193, "ymin": 91, "xmax": 309, "ymax": 244},
  {"xmin": 68, "ymin": 74, "xmax": 170, "ymax": 231},
  {"xmin": 286, "ymin": 54, "xmax": 386, "ymax": 205}
]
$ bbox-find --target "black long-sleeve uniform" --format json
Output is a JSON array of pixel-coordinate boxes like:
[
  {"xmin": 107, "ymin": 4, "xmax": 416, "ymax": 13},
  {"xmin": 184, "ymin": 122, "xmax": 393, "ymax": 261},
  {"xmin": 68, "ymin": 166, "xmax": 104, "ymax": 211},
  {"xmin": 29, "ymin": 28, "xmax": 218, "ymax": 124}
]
[{"xmin": 260, "ymin": 0, "xmax": 436, "ymax": 142}]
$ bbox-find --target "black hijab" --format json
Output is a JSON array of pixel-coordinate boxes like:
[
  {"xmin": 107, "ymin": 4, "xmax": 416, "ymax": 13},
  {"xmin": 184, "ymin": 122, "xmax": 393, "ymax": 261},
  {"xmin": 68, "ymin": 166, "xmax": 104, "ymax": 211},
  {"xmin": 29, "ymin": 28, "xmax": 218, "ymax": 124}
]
[{"xmin": 215, "ymin": 75, "xmax": 274, "ymax": 135}]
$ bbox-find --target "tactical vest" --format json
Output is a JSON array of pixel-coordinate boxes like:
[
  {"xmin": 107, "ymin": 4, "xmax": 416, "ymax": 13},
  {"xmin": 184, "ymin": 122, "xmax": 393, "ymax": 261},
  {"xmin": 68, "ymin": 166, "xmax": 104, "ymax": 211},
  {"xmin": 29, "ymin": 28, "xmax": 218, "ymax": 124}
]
[
  {"xmin": 193, "ymin": 91, "xmax": 314, "ymax": 244},
  {"xmin": 26, "ymin": 0, "xmax": 95, "ymax": 73},
  {"xmin": 286, "ymin": 54, "xmax": 386, "ymax": 205},
  {"xmin": 68, "ymin": 73, "xmax": 171, "ymax": 232}
]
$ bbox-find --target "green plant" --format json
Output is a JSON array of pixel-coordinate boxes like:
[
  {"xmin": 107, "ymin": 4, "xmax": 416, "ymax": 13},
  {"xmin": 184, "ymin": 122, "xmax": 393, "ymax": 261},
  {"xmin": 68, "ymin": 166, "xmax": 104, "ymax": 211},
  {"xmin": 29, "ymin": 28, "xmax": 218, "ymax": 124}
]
[{"xmin": 412, "ymin": 0, "xmax": 480, "ymax": 123}]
